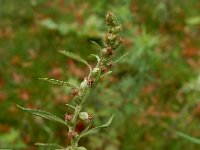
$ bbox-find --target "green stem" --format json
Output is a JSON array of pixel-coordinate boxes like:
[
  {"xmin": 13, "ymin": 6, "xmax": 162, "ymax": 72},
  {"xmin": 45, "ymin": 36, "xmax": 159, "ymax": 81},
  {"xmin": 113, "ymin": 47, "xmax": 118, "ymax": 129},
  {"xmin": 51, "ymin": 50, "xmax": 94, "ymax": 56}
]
[
  {"xmin": 68, "ymin": 47, "xmax": 103, "ymax": 148},
  {"xmin": 72, "ymin": 105, "xmax": 82, "ymax": 125},
  {"xmin": 69, "ymin": 105, "xmax": 82, "ymax": 148}
]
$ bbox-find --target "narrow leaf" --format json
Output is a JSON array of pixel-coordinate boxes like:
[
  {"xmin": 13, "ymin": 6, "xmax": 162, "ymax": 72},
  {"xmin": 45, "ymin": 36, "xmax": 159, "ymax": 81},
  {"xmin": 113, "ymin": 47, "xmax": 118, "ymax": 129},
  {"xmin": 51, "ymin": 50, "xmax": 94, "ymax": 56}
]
[
  {"xmin": 90, "ymin": 54, "xmax": 100, "ymax": 62},
  {"xmin": 58, "ymin": 50, "xmax": 90, "ymax": 68},
  {"xmin": 35, "ymin": 143, "xmax": 64, "ymax": 149},
  {"xmin": 114, "ymin": 52, "xmax": 128, "ymax": 63},
  {"xmin": 176, "ymin": 131, "xmax": 200, "ymax": 145},
  {"xmin": 90, "ymin": 40, "xmax": 102, "ymax": 55},
  {"xmin": 65, "ymin": 104, "xmax": 76, "ymax": 109},
  {"xmin": 39, "ymin": 78, "xmax": 78, "ymax": 88},
  {"xmin": 17, "ymin": 105, "xmax": 68, "ymax": 126},
  {"xmin": 100, "ymin": 71, "xmax": 112, "ymax": 78},
  {"xmin": 78, "ymin": 114, "xmax": 114, "ymax": 139}
]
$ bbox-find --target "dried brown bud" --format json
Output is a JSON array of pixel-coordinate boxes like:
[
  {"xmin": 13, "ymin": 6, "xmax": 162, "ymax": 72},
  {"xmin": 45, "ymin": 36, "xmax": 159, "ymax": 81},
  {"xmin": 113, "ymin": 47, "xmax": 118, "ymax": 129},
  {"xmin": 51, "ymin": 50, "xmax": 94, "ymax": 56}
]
[
  {"xmin": 65, "ymin": 114, "xmax": 72, "ymax": 121},
  {"xmin": 72, "ymin": 88, "xmax": 79, "ymax": 96},
  {"xmin": 108, "ymin": 60, "xmax": 114, "ymax": 68},
  {"xmin": 67, "ymin": 131, "xmax": 78, "ymax": 139},
  {"xmin": 87, "ymin": 79, "xmax": 94, "ymax": 86},
  {"xmin": 87, "ymin": 114, "xmax": 93, "ymax": 123},
  {"xmin": 102, "ymin": 47, "xmax": 114, "ymax": 56},
  {"xmin": 101, "ymin": 66, "xmax": 107, "ymax": 73},
  {"xmin": 106, "ymin": 47, "xmax": 114, "ymax": 55}
]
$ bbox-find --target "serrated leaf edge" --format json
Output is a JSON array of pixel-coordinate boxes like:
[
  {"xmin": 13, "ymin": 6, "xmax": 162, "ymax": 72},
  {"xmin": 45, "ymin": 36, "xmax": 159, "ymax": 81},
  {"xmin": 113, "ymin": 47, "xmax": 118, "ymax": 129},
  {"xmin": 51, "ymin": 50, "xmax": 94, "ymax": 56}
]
[
  {"xmin": 35, "ymin": 143, "xmax": 64, "ymax": 149},
  {"xmin": 39, "ymin": 78, "xmax": 78, "ymax": 88},
  {"xmin": 17, "ymin": 105, "xmax": 68, "ymax": 127},
  {"xmin": 58, "ymin": 50, "xmax": 91, "ymax": 68}
]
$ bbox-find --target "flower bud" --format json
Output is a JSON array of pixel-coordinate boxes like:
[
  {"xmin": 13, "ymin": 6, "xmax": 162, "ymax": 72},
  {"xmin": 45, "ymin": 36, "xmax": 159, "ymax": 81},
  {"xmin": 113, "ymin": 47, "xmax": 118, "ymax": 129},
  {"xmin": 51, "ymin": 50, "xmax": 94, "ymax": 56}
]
[
  {"xmin": 102, "ymin": 47, "xmax": 113, "ymax": 56},
  {"xmin": 101, "ymin": 66, "xmax": 107, "ymax": 73},
  {"xmin": 91, "ymin": 67, "xmax": 99, "ymax": 76},
  {"xmin": 65, "ymin": 114, "xmax": 72, "ymax": 121},
  {"xmin": 102, "ymin": 48, "xmax": 107, "ymax": 55},
  {"xmin": 107, "ymin": 60, "xmax": 114, "ymax": 68},
  {"xmin": 80, "ymin": 78, "xmax": 87, "ymax": 90},
  {"xmin": 79, "ymin": 112, "xmax": 92, "ymax": 123},
  {"xmin": 106, "ymin": 33, "xmax": 117, "ymax": 42},
  {"xmin": 87, "ymin": 78, "xmax": 94, "ymax": 86},
  {"xmin": 72, "ymin": 88, "xmax": 79, "ymax": 96},
  {"xmin": 106, "ymin": 11, "xmax": 115, "ymax": 26},
  {"xmin": 106, "ymin": 47, "xmax": 114, "ymax": 55},
  {"xmin": 67, "ymin": 131, "xmax": 78, "ymax": 139},
  {"xmin": 111, "ymin": 25, "xmax": 122, "ymax": 33},
  {"xmin": 79, "ymin": 112, "xmax": 89, "ymax": 120}
]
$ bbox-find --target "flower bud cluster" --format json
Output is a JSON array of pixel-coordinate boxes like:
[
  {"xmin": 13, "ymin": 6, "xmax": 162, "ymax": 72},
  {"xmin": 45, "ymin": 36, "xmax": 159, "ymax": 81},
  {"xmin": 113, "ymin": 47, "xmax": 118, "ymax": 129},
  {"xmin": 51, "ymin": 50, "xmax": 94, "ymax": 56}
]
[
  {"xmin": 101, "ymin": 11, "xmax": 123, "ymax": 71},
  {"xmin": 105, "ymin": 11, "xmax": 122, "ymax": 50}
]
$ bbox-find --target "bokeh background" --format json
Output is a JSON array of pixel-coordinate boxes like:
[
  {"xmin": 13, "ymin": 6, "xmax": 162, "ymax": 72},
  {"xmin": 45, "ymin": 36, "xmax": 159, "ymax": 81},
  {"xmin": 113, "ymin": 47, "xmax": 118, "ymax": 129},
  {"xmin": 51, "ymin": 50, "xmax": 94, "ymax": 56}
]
[{"xmin": 0, "ymin": 0, "xmax": 200, "ymax": 149}]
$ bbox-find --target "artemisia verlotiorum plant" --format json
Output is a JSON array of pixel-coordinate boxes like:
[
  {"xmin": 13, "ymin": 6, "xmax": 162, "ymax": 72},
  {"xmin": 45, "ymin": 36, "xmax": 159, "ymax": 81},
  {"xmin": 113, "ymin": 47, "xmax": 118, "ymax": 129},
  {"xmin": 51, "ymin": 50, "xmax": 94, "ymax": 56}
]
[{"xmin": 18, "ymin": 11, "xmax": 127, "ymax": 150}]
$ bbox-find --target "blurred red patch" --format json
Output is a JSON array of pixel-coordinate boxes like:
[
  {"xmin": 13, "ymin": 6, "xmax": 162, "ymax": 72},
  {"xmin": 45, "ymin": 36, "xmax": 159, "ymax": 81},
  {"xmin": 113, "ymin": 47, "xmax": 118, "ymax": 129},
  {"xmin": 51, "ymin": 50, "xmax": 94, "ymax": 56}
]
[
  {"xmin": 19, "ymin": 89, "xmax": 30, "ymax": 101},
  {"xmin": 193, "ymin": 103, "xmax": 200, "ymax": 118},
  {"xmin": 48, "ymin": 67, "xmax": 63, "ymax": 79},
  {"xmin": 12, "ymin": 71, "xmax": 22, "ymax": 84},
  {"xmin": 67, "ymin": 60, "xmax": 86, "ymax": 78},
  {"xmin": 11, "ymin": 55, "xmax": 21, "ymax": 65},
  {"xmin": 142, "ymin": 83, "xmax": 156, "ymax": 95},
  {"xmin": 0, "ymin": 91, "xmax": 7, "ymax": 102},
  {"xmin": 0, "ymin": 124, "xmax": 11, "ymax": 133},
  {"xmin": 75, "ymin": 120, "xmax": 86, "ymax": 133},
  {"xmin": 28, "ymin": 49, "xmax": 37, "ymax": 59},
  {"xmin": 55, "ymin": 94, "xmax": 71, "ymax": 104},
  {"xmin": 0, "ymin": 78, "xmax": 5, "ymax": 87},
  {"xmin": 182, "ymin": 46, "xmax": 198, "ymax": 58},
  {"xmin": 8, "ymin": 105, "xmax": 18, "ymax": 113}
]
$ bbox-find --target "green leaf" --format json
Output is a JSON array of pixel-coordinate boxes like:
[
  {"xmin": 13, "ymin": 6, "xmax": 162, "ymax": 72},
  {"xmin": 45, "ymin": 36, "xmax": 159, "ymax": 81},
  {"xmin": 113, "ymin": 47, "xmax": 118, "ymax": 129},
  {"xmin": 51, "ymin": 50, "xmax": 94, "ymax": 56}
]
[
  {"xmin": 17, "ymin": 105, "xmax": 68, "ymax": 127},
  {"xmin": 90, "ymin": 54, "xmax": 100, "ymax": 62},
  {"xmin": 58, "ymin": 50, "xmax": 90, "ymax": 68},
  {"xmin": 100, "ymin": 71, "xmax": 112, "ymax": 78},
  {"xmin": 78, "ymin": 114, "xmax": 114, "ymax": 140},
  {"xmin": 114, "ymin": 52, "xmax": 128, "ymax": 63},
  {"xmin": 39, "ymin": 78, "xmax": 78, "ymax": 88},
  {"xmin": 90, "ymin": 41, "xmax": 102, "ymax": 55},
  {"xmin": 35, "ymin": 143, "xmax": 64, "ymax": 149},
  {"xmin": 65, "ymin": 104, "xmax": 76, "ymax": 109},
  {"xmin": 176, "ymin": 131, "xmax": 200, "ymax": 145}
]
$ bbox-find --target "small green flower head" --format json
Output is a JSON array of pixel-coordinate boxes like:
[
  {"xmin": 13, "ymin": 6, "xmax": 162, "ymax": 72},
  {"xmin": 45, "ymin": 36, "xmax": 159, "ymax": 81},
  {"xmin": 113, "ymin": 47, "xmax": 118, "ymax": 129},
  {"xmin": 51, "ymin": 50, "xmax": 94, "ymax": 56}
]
[{"xmin": 106, "ymin": 11, "xmax": 115, "ymax": 26}]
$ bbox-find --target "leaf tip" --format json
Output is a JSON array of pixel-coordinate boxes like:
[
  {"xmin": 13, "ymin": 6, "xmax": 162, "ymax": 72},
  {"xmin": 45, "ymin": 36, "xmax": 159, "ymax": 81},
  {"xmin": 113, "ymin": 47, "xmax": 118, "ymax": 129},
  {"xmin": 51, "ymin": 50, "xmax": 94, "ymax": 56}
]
[
  {"xmin": 16, "ymin": 104, "xmax": 22, "ymax": 109},
  {"xmin": 39, "ymin": 77, "xmax": 48, "ymax": 80},
  {"xmin": 58, "ymin": 50, "xmax": 65, "ymax": 54},
  {"xmin": 16, "ymin": 105, "xmax": 27, "ymax": 111}
]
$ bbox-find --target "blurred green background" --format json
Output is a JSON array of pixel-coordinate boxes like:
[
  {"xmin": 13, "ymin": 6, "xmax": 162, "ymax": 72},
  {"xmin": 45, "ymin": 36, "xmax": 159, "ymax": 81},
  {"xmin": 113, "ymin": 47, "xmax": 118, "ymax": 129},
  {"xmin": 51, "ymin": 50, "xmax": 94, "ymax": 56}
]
[{"xmin": 0, "ymin": 0, "xmax": 200, "ymax": 149}]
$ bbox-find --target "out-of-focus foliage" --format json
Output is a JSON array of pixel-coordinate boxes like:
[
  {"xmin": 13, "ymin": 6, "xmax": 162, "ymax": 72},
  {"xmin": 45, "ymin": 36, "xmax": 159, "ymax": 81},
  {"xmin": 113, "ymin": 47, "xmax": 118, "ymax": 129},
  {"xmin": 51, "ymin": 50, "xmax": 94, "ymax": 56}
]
[{"xmin": 0, "ymin": 0, "xmax": 200, "ymax": 150}]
